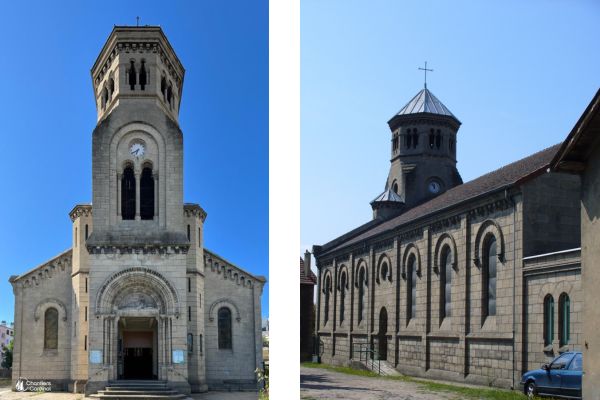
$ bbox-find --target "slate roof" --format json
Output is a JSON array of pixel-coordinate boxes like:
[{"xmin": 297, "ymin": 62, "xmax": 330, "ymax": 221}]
[
  {"xmin": 395, "ymin": 88, "xmax": 457, "ymax": 120},
  {"xmin": 300, "ymin": 257, "xmax": 317, "ymax": 285},
  {"xmin": 318, "ymin": 143, "xmax": 561, "ymax": 256}
]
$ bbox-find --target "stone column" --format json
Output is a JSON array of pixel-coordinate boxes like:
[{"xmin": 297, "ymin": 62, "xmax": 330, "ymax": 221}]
[
  {"xmin": 154, "ymin": 174, "xmax": 159, "ymax": 217},
  {"xmin": 135, "ymin": 170, "xmax": 141, "ymax": 220},
  {"xmin": 117, "ymin": 173, "xmax": 122, "ymax": 216}
]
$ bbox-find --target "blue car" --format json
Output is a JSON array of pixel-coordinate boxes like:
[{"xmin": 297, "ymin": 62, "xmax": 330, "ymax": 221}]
[{"xmin": 520, "ymin": 351, "xmax": 582, "ymax": 399}]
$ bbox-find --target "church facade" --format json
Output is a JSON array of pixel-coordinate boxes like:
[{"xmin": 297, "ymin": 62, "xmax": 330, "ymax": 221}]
[
  {"xmin": 313, "ymin": 86, "xmax": 583, "ymax": 389},
  {"xmin": 9, "ymin": 26, "xmax": 265, "ymax": 395}
]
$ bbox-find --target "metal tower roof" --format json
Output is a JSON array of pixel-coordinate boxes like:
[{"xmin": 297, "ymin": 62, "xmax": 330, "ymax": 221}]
[
  {"xmin": 395, "ymin": 88, "xmax": 456, "ymax": 118},
  {"xmin": 370, "ymin": 188, "xmax": 404, "ymax": 204}
]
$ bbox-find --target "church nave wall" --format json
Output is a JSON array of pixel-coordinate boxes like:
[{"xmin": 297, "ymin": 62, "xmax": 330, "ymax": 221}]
[
  {"xmin": 10, "ymin": 251, "xmax": 73, "ymax": 389},
  {"xmin": 203, "ymin": 251, "xmax": 264, "ymax": 390}
]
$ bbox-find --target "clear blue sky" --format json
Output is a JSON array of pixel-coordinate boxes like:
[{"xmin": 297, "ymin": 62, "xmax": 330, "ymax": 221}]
[
  {"xmin": 0, "ymin": 0, "xmax": 268, "ymax": 324},
  {"xmin": 301, "ymin": 1, "xmax": 600, "ymax": 258}
]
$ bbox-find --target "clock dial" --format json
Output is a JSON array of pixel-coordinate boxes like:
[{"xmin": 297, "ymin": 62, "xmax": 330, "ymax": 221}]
[
  {"xmin": 428, "ymin": 181, "xmax": 441, "ymax": 194},
  {"xmin": 130, "ymin": 143, "xmax": 145, "ymax": 158}
]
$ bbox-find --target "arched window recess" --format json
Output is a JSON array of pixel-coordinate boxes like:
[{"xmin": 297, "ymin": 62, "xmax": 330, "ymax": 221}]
[
  {"xmin": 140, "ymin": 162, "xmax": 155, "ymax": 220},
  {"xmin": 121, "ymin": 163, "xmax": 136, "ymax": 220}
]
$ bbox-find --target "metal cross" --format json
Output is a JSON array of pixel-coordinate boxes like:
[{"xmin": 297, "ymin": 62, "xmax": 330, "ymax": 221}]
[
  {"xmin": 418, "ymin": 62, "xmax": 433, "ymax": 89},
  {"xmin": 136, "ymin": 16, "xmax": 140, "ymax": 27}
]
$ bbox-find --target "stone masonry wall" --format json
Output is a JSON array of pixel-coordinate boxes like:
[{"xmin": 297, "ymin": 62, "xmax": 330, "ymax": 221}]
[
  {"xmin": 11, "ymin": 251, "xmax": 73, "ymax": 390},
  {"xmin": 203, "ymin": 250, "xmax": 264, "ymax": 389}
]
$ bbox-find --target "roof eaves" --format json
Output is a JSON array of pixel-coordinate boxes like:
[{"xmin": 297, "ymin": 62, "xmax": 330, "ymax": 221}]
[{"xmin": 551, "ymin": 88, "xmax": 600, "ymax": 169}]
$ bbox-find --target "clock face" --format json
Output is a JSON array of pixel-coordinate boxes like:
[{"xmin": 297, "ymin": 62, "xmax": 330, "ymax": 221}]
[
  {"xmin": 428, "ymin": 181, "xmax": 441, "ymax": 194},
  {"xmin": 130, "ymin": 143, "xmax": 145, "ymax": 158}
]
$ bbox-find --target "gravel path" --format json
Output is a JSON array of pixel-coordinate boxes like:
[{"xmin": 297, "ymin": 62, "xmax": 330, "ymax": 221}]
[{"xmin": 300, "ymin": 367, "xmax": 458, "ymax": 400}]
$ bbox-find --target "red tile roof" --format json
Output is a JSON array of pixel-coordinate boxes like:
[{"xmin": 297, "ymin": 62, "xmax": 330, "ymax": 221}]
[
  {"xmin": 318, "ymin": 143, "xmax": 561, "ymax": 256},
  {"xmin": 300, "ymin": 257, "xmax": 317, "ymax": 285}
]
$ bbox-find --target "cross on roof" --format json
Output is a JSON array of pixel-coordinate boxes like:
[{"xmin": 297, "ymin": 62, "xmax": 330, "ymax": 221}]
[{"xmin": 418, "ymin": 62, "xmax": 433, "ymax": 89}]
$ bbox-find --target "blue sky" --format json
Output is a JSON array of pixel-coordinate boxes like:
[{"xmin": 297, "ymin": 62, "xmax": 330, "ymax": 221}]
[
  {"xmin": 301, "ymin": 1, "xmax": 600, "ymax": 258},
  {"xmin": 0, "ymin": 0, "xmax": 268, "ymax": 324}
]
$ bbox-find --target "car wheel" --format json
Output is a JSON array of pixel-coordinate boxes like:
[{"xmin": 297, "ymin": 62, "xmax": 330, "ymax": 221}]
[{"xmin": 525, "ymin": 381, "xmax": 536, "ymax": 399}]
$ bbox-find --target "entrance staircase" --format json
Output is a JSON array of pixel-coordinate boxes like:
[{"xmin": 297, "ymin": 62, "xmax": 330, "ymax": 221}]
[{"xmin": 89, "ymin": 380, "xmax": 190, "ymax": 400}]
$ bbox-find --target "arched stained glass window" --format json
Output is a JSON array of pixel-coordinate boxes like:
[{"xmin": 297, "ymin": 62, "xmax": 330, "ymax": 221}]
[
  {"xmin": 483, "ymin": 236, "xmax": 497, "ymax": 318},
  {"xmin": 218, "ymin": 307, "xmax": 232, "ymax": 349},
  {"xmin": 559, "ymin": 293, "xmax": 570, "ymax": 346},
  {"xmin": 44, "ymin": 307, "xmax": 58, "ymax": 350},
  {"xmin": 544, "ymin": 295, "xmax": 554, "ymax": 346}
]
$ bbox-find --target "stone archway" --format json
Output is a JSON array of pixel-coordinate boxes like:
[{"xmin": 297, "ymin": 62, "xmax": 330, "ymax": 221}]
[{"xmin": 93, "ymin": 267, "xmax": 181, "ymax": 381}]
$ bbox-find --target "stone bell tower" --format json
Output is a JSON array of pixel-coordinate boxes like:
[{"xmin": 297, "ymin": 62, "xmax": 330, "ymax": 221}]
[
  {"xmin": 85, "ymin": 26, "xmax": 198, "ymax": 395},
  {"xmin": 372, "ymin": 86, "xmax": 462, "ymax": 218}
]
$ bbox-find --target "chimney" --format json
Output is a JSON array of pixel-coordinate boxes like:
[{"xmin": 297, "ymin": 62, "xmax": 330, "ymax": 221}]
[{"xmin": 304, "ymin": 250, "xmax": 312, "ymax": 277}]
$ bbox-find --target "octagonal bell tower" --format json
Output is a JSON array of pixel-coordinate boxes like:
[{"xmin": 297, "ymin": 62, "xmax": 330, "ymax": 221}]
[
  {"xmin": 373, "ymin": 87, "xmax": 462, "ymax": 217},
  {"xmin": 88, "ymin": 26, "xmax": 187, "ymax": 243},
  {"xmin": 85, "ymin": 27, "xmax": 195, "ymax": 394}
]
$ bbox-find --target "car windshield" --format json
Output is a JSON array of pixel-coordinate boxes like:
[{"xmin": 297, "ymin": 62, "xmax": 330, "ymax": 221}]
[
  {"xmin": 551, "ymin": 353, "xmax": 574, "ymax": 368},
  {"xmin": 569, "ymin": 353, "xmax": 582, "ymax": 371}
]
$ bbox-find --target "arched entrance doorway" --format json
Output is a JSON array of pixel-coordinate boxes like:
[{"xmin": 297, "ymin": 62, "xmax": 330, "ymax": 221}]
[
  {"xmin": 94, "ymin": 267, "xmax": 181, "ymax": 381},
  {"xmin": 378, "ymin": 307, "xmax": 388, "ymax": 360}
]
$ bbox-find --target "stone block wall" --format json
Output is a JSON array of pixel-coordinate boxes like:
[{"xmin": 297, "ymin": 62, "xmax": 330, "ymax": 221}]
[
  {"xmin": 203, "ymin": 250, "xmax": 264, "ymax": 389},
  {"xmin": 10, "ymin": 251, "xmax": 73, "ymax": 390},
  {"xmin": 523, "ymin": 249, "xmax": 581, "ymax": 372}
]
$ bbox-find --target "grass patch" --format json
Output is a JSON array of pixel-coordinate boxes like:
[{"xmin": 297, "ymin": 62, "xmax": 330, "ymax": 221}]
[
  {"xmin": 301, "ymin": 362, "xmax": 546, "ymax": 400},
  {"xmin": 301, "ymin": 362, "xmax": 380, "ymax": 378},
  {"xmin": 0, "ymin": 378, "xmax": 11, "ymax": 386}
]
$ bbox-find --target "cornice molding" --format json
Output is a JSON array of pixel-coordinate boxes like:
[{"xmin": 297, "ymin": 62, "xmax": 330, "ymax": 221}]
[
  {"xmin": 69, "ymin": 204, "xmax": 92, "ymax": 222},
  {"xmin": 184, "ymin": 204, "xmax": 208, "ymax": 222},
  {"xmin": 87, "ymin": 244, "xmax": 189, "ymax": 255},
  {"xmin": 94, "ymin": 40, "xmax": 183, "ymax": 90}
]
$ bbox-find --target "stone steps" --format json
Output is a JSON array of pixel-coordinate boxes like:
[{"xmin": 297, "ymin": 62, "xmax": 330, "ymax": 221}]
[{"xmin": 89, "ymin": 380, "xmax": 190, "ymax": 400}]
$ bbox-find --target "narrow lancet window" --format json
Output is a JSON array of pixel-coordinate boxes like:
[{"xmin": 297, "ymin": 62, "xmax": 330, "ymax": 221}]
[
  {"xmin": 407, "ymin": 255, "xmax": 417, "ymax": 321},
  {"xmin": 44, "ymin": 307, "xmax": 58, "ymax": 350},
  {"xmin": 544, "ymin": 294, "xmax": 554, "ymax": 346},
  {"xmin": 161, "ymin": 76, "xmax": 167, "ymax": 99},
  {"xmin": 483, "ymin": 236, "xmax": 497, "ymax": 318},
  {"xmin": 128, "ymin": 60, "xmax": 137, "ymax": 90},
  {"xmin": 559, "ymin": 293, "xmax": 570, "ymax": 346},
  {"xmin": 139, "ymin": 60, "xmax": 147, "ymax": 90},
  {"xmin": 440, "ymin": 246, "xmax": 452, "ymax": 321},
  {"xmin": 121, "ymin": 165, "xmax": 136, "ymax": 220},
  {"xmin": 140, "ymin": 166, "xmax": 154, "ymax": 220},
  {"xmin": 218, "ymin": 307, "xmax": 232, "ymax": 349},
  {"xmin": 339, "ymin": 272, "xmax": 346, "ymax": 324}
]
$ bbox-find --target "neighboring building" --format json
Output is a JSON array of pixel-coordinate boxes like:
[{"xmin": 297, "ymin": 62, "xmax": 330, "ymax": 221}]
[
  {"xmin": 0, "ymin": 321, "xmax": 14, "ymax": 364},
  {"xmin": 9, "ymin": 26, "xmax": 265, "ymax": 395},
  {"xmin": 551, "ymin": 88, "xmax": 600, "ymax": 400},
  {"xmin": 312, "ymin": 85, "xmax": 583, "ymax": 389},
  {"xmin": 300, "ymin": 252, "xmax": 317, "ymax": 361}
]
